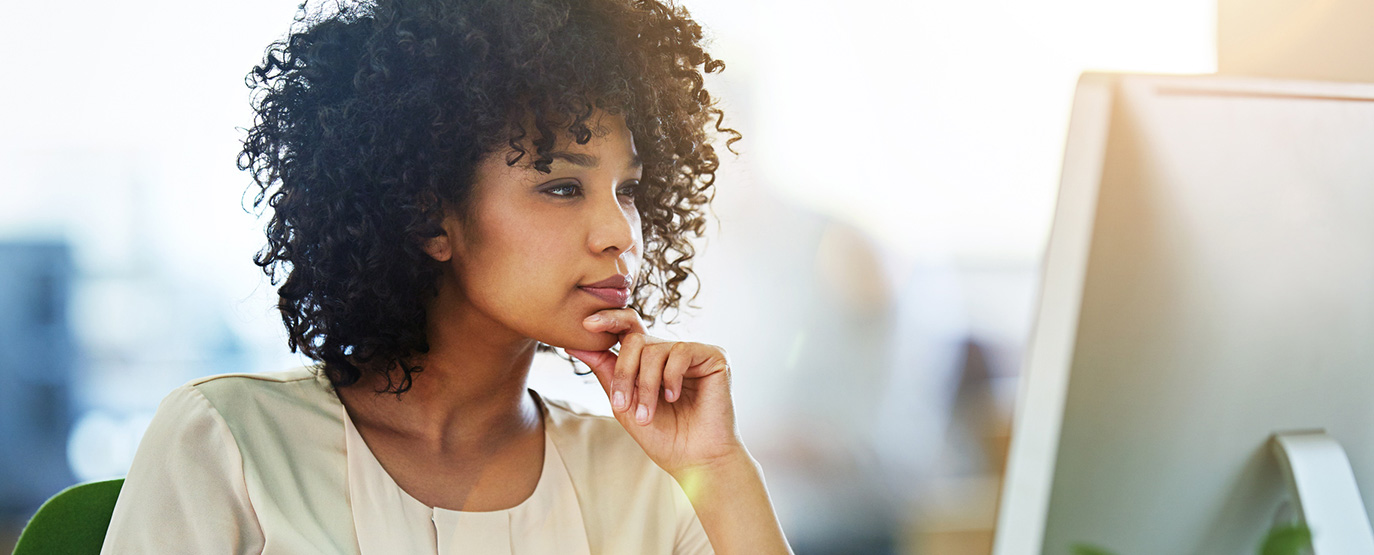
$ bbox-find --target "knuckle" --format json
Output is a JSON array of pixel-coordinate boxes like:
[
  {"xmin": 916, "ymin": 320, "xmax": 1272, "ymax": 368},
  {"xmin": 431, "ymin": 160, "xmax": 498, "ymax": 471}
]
[
  {"xmin": 710, "ymin": 343, "xmax": 729, "ymax": 359},
  {"xmin": 666, "ymin": 342, "xmax": 691, "ymax": 362},
  {"xmin": 646, "ymin": 342, "xmax": 670, "ymax": 361}
]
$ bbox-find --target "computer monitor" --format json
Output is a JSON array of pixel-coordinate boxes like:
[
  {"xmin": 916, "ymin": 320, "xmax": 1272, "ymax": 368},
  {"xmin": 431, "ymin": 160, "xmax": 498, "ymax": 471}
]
[{"xmin": 993, "ymin": 73, "xmax": 1374, "ymax": 554}]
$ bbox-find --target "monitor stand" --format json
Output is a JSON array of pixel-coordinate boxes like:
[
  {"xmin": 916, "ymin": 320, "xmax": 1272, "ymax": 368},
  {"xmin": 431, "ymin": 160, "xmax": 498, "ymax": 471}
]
[{"xmin": 1271, "ymin": 431, "xmax": 1374, "ymax": 554}]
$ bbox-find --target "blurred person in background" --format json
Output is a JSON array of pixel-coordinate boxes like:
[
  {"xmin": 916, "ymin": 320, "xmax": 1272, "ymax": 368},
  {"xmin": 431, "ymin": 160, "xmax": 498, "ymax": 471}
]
[{"xmin": 98, "ymin": 0, "xmax": 792, "ymax": 552}]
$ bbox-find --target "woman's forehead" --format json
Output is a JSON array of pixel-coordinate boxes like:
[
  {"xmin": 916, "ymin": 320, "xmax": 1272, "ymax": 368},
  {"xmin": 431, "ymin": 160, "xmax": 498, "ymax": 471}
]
[
  {"xmin": 506, "ymin": 113, "xmax": 640, "ymax": 171},
  {"xmin": 472, "ymin": 116, "xmax": 639, "ymax": 187}
]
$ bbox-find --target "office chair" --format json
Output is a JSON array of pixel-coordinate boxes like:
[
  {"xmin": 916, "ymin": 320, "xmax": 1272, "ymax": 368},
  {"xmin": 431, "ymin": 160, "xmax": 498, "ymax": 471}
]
[{"xmin": 12, "ymin": 479, "xmax": 123, "ymax": 555}]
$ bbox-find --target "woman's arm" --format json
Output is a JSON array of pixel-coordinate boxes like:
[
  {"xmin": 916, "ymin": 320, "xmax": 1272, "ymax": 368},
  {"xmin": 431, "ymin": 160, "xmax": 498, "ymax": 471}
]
[{"xmin": 674, "ymin": 448, "xmax": 793, "ymax": 555}]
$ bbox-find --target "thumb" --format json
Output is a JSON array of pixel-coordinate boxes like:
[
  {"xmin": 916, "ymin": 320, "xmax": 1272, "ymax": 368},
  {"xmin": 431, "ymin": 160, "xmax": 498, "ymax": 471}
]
[{"xmin": 564, "ymin": 348, "xmax": 617, "ymax": 395}]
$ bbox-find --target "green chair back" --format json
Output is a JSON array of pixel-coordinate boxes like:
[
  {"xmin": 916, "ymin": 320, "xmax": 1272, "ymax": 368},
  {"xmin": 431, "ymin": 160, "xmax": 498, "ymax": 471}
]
[{"xmin": 12, "ymin": 479, "xmax": 124, "ymax": 555}]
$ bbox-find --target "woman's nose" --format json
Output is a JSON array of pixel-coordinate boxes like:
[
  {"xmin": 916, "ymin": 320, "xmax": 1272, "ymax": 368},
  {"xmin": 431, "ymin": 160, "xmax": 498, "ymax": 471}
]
[{"xmin": 586, "ymin": 190, "xmax": 637, "ymax": 256}]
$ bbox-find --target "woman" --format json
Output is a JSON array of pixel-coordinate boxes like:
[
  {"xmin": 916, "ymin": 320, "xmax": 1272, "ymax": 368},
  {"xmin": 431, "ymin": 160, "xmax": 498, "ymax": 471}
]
[{"xmin": 100, "ymin": 0, "xmax": 791, "ymax": 553}]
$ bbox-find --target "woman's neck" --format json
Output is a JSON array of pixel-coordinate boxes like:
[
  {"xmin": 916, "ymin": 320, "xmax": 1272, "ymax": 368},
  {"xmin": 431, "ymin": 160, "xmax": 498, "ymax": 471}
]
[{"xmin": 337, "ymin": 320, "xmax": 542, "ymax": 456}]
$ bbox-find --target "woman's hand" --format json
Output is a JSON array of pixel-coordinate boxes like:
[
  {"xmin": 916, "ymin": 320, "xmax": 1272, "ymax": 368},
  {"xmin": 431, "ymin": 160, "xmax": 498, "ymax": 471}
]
[
  {"xmin": 563, "ymin": 308, "xmax": 746, "ymax": 479},
  {"xmin": 567, "ymin": 308, "xmax": 795, "ymax": 555}
]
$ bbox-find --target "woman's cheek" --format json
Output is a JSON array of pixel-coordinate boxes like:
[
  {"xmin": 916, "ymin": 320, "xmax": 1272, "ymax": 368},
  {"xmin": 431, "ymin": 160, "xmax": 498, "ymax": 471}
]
[
  {"xmin": 547, "ymin": 309, "xmax": 619, "ymax": 351},
  {"xmin": 506, "ymin": 293, "xmax": 617, "ymax": 351}
]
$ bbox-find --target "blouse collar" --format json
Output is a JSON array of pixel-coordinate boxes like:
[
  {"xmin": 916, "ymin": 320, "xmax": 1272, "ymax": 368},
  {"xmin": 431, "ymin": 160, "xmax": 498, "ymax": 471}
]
[{"xmin": 339, "ymin": 386, "xmax": 592, "ymax": 554}]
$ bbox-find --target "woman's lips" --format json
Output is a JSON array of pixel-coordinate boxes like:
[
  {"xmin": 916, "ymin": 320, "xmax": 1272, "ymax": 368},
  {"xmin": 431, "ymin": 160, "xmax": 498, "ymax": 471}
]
[{"xmin": 579, "ymin": 286, "xmax": 631, "ymax": 307}]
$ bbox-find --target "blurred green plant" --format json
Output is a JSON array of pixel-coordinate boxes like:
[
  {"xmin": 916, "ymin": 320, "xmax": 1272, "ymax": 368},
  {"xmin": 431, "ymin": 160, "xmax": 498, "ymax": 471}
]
[
  {"xmin": 1069, "ymin": 523, "xmax": 1312, "ymax": 555},
  {"xmin": 1069, "ymin": 545, "xmax": 1115, "ymax": 555},
  {"xmin": 1259, "ymin": 524, "xmax": 1313, "ymax": 555}
]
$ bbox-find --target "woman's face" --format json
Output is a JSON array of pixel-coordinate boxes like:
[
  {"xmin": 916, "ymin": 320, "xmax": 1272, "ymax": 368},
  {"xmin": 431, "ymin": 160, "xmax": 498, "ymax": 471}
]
[{"xmin": 430, "ymin": 112, "xmax": 644, "ymax": 352}]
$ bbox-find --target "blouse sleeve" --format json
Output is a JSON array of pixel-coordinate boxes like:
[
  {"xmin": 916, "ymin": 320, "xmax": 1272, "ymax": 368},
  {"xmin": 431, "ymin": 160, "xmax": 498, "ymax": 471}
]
[
  {"xmin": 100, "ymin": 385, "xmax": 265, "ymax": 554},
  {"xmin": 671, "ymin": 479, "xmax": 715, "ymax": 555}
]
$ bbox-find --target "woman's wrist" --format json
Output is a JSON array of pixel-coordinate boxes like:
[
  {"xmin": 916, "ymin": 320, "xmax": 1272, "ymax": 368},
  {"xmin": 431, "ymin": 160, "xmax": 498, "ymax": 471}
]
[
  {"xmin": 668, "ymin": 441, "xmax": 753, "ymax": 485},
  {"xmin": 672, "ymin": 445, "xmax": 794, "ymax": 555}
]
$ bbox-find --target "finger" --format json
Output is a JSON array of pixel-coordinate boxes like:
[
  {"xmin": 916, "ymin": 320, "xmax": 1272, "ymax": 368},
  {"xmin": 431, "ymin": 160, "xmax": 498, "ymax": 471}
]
[
  {"xmin": 565, "ymin": 349, "xmax": 616, "ymax": 396},
  {"xmin": 662, "ymin": 344, "xmax": 695, "ymax": 403},
  {"xmin": 635, "ymin": 343, "xmax": 679, "ymax": 425},
  {"xmin": 683, "ymin": 344, "xmax": 731, "ymax": 379},
  {"xmin": 611, "ymin": 333, "xmax": 646, "ymax": 414},
  {"xmin": 582, "ymin": 308, "xmax": 648, "ymax": 337},
  {"xmin": 634, "ymin": 342, "xmax": 673, "ymax": 422}
]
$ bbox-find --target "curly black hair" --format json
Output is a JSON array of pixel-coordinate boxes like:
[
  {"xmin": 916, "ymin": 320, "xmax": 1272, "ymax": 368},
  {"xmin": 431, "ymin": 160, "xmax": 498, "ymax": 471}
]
[{"xmin": 238, "ymin": 0, "xmax": 737, "ymax": 394}]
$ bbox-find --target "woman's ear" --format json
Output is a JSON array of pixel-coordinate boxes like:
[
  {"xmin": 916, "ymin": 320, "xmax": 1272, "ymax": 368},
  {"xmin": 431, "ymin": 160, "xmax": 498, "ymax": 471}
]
[
  {"xmin": 423, "ymin": 232, "xmax": 453, "ymax": 262},
  {"xmin": 423, "ymin": 214, "xmax": 465, "ymax": 263}
]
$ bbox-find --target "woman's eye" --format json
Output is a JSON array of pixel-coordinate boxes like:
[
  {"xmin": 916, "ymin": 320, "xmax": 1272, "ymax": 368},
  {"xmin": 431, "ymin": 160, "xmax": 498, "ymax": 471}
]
[
  {"xmin": 618, "ymin": 181, "xmax": 640, "ymax": 198},
  {"xmin": 545, "ymin": 182, "xmax": 582, "ymax": 197}
]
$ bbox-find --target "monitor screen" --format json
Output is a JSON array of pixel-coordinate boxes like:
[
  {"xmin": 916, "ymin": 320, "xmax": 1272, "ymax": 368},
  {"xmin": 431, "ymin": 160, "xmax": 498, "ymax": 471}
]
[{"xmin": 994, "ymin": 73, "xmax": 1374, "ymax": 554}]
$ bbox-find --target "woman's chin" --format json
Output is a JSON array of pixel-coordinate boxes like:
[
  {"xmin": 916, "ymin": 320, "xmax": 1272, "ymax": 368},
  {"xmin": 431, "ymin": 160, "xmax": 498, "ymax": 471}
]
[{"xmin": 544, "ymin": 329, "xmax": 619, "ymax": 352}]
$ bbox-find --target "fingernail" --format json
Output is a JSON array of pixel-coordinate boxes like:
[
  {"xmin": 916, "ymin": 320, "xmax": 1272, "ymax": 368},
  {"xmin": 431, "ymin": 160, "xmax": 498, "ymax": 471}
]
[
  {"xmin": 613, "ymin": 391, "xmax": 626, "ymax": 411},
  {"xmin": 636, "ymin": 404, "xmax": 649, "ymax": 424},
  {"xmin": 666, "ymin": 388, "xmax": 676, "ymax": 402},
  {"xmin": 585, "ymin": 315, "xmax": 603, "ymax": 325}
]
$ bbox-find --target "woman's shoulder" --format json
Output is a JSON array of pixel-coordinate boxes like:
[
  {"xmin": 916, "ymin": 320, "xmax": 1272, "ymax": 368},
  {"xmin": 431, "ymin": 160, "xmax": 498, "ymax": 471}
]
[
  {"xmin": 178, "ymin": 365, "xmax": 339, "ymax": 417},
  {"xmin": 187, "ymin": 365, "xmax": 321, "ymax": 385},
  {"xmin": 184, "ymin": 365, "xmax": 326, "ymax": 395},
  {"xmin": 163, "ymin": 366, "xmax": 346, "ymax": 459},
  {"xmin": 115, "ymin": 367, "xmax": 356, "ymax": 553}
]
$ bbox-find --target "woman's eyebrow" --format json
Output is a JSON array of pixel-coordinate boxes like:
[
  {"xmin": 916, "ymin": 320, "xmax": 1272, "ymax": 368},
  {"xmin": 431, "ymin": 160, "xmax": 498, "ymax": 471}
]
[
  {"xmin": 549, "ymin": 151, "xmax": 643, "ymax": 169},
  {"xmin": 549, "ymin": 151, "xmax": 599, "ymax": 167}
]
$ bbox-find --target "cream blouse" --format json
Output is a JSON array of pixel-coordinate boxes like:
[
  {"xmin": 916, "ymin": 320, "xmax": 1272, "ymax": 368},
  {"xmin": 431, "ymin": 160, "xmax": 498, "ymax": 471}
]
[{"xmin": 100, "ymin": 367, "xmax": 713, "ymax": 554}]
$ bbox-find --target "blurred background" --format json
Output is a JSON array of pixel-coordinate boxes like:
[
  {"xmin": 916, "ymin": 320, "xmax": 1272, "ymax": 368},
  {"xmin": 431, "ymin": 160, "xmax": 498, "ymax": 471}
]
[{"xmin": 0, "ymin": 0, "xmax": 1221, "ymax": 553}]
